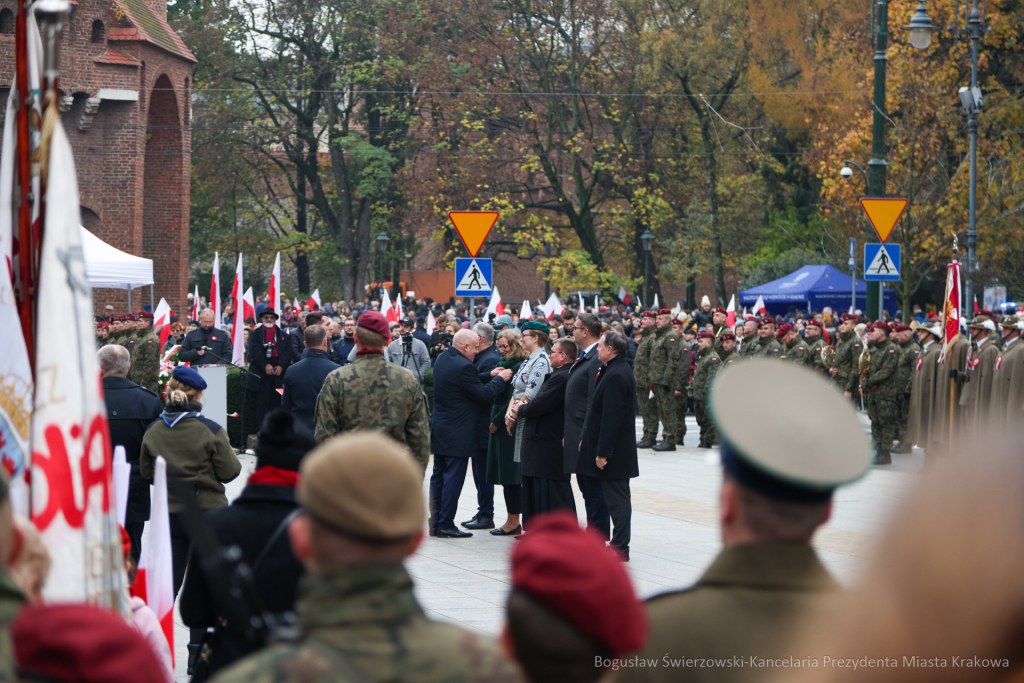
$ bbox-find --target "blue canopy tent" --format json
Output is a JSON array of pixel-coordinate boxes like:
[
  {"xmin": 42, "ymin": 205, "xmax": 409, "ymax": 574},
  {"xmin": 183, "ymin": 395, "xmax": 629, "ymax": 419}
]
[{"xmin": 739, "ymin": 265, "xmax": 897, "ymax": 316}]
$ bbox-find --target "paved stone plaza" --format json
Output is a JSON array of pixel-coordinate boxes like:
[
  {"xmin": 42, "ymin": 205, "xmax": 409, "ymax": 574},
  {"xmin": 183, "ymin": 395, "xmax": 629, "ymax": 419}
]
[{"xmin": 172, "ymin": 414, "xmax": 924, "ymax": 681}]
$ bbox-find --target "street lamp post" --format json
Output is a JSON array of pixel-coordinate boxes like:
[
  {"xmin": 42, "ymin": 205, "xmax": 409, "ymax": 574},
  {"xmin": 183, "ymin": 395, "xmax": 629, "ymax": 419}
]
[
  {"xmin": 640, "ymin": 229, "xmax": 654, "ymax": 308},
  {"xmin": 375, "ymin": 233, "xmax": 390, "ymax": 298}
]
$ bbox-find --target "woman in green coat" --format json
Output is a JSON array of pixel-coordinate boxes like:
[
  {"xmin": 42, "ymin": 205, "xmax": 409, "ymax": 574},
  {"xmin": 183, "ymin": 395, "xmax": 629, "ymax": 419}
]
[{"xmin": 486, "ymin": 329, "xmax": 527, "ymax": 535}]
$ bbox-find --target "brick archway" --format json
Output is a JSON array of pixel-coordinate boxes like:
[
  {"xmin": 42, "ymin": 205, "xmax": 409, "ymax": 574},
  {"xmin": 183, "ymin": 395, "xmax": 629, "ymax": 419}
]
[{"xmin": 143, "ymin": 74, "xmax": 186, "ymax": 313}]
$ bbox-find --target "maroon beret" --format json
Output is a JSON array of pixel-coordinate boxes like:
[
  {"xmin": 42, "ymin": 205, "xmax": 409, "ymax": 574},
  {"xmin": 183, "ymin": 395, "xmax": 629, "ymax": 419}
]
[
  {"xmin": 14, "ymin": 604, "xmax": 165, "ymax": 683},
  {"xmin": 892, "ymin": 324, "xmax": 910, "ymax": 332},
  {"xmin": 775, "ymin": 323, "xmax": 793, "ymax": 339},
  {"xmin": 874, "ymin": 320, "xmax": 891, "ymax": 332},
  {"xmin": 806, "ymin": 319, "xmax": 824, "ymax": 329},
  {"xmin": 697, "ymin": 330, "xmax": 715, "ymax": 339},
  {"xmin": 979, "ymin": 309, "xmax": 995, "ymax": 317},
  {"xmin": 657, "ymin": 308, "xmax": 672, "ymax": 316},
  {"xmin": 642, "ymin": 311, "xmax": 656, "ymax": 319},
  {"xmin": 840, "ymin": 313, "xmax": 859, "ymax": 322},
  {"xmin": 138, "ymin": 311, "xmax": 154, "ymax": 320},
  {"xmin": 758, "ymin": 317, "xmax": 775, "ymax": 328},
  {"xmin": 511, "ymin": 512, "xmax": 647, "ymax": 655},
  {"xmin": 96, "ymin": 322, "xmax": 109, "ymax": 329},
  {"xmin": 671, "ymin": 318, "xmax": 685, "ymax": 325},
  {"xmin": 865, "ymin": 324, "xmax": 875, "ymax": 333},
  {"xmin": 127, "ymin": 313, "xmax": 139, "ymax": 321},
  {"xmin": 356, "ymin": 310, "xmax": 391, "ymax": 338},
  {"xmin": 713, "ymin": 307, "xmax": 727, "ymax": 314},
  {"xmin": 720, "ymin": 332, "xmax": 736, "ymax": 341},
  {"xmin": 744, "ymin": 315, "xmax": 759, "ymax": 323}
]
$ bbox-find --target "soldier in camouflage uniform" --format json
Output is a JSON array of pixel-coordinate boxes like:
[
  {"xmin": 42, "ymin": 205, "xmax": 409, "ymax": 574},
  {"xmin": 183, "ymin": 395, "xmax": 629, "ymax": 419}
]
[
  {"xmin": 95, "ymin": 320, "xmax": 110, "ymax": 347},
  {"xmin": 803, "ymin": 320, "xmax": 829, "ymax": 377},
  {"xmin": 690, "ymin": 331, "xmax": 721, "ymax": 448},
  {"xmin": 777, "ymin": 323, "xmax": 812, "ymax": 367},
  {"xmin": 314, "ymin": 313, "xmax": 430, "ymax": 471},
  {"xmin": 861, "ymin": 321, "xmax": 901, "ymax": 465},
  {"xmin": 830, "ymin": 313, "xmax": 863, "ymax": 401},
  {"xmin": 739, "ymin": 317, "xmax": 760, "ymax": 358},
  {"xmin": 672, "ymin": 326, "xmax": 693, "ymax": 446},
  {"xmin": 128, "ymin": 311, "xmax": 162, "ymax": 394},
  {"xmin": 891, "ymin": 324, "xmax": 919, "ymax": 453},
  {"xmin": 718, "ymin": 332, "xmax": 738, "ymax": 367},
  {"xmin": 212, "ymin": 432, "xmax": 522, "ymax": 683},
  {"xmin": 633, "ymin": 313, "xmax": 659, "ymax": 448},
  {"xmin": 649, "ymin": 310, "xmax": 681, "ymax": 451},
  {"xmin": 753, "ymin": 318, "xmax": 783, "ymax": 358},
  {"xmin": 121, "ymin": 313, "xmax": 139, "ymax": 356}
]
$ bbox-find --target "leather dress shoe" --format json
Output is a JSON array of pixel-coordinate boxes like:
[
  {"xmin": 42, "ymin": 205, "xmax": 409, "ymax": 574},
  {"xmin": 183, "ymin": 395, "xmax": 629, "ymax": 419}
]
[
  {"xmin": 462, "ymin": 514, "xmax": 495, "ymax": 530},
  {"xmin": 652, "ymin": 441, "xmax": 676, "ymax": 452},
  {"xmin": 698, "ymin": 443, "xmax": 712, "ymax": 449},
  {"xmin": 436, "ymin": 525, "xmax": 473, "ymax": 538},
  {"xmin": 636, "ymin": 437, "xmax": 656, "ymax": 449},
  {"xmin": 490, "ymin": 525, "xmax": 522, "ymax": 536}
]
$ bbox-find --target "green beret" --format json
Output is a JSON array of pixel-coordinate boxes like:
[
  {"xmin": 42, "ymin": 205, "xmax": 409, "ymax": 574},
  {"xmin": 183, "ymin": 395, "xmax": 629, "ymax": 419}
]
[{"xmin": 521, "ymin": 321, "xmax": 549, "ymax": 333}]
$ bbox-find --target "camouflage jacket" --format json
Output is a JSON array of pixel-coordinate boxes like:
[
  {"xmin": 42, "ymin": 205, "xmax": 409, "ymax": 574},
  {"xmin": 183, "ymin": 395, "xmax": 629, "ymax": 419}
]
[
  {"xmin": 863, "ymin": 338, "xmax": 901, "ymax": 399},
  {"xmin": 129, "ymin": 327, "xmax": 162, "ymax": 394},
  {"xmin": 804, "ymin": 336, "xmax": 828, "ymax": 375},
  {"xmin": 897, "ymin": 339, "xmax": 920, "ymax": 394},
  {"xmin": 649, "ymin": 325, "xmax": 681, "ymax": 387},
  {"xmin": 690, "ymin": 346, "xmax": 722, "ymax": 400},
  {"xmin": 633, "ymin": 324, "xmax": 657, "ymax": 387},
  {"xmin": 211, "ymin": 563, "xmax": 522, "ymax": 683},
  {"xmin": 740, "ymin": 335, "xmax": 759, "ymax": 358},
  {"xmin": 755, "ymin": 335, "xmax": 783, "ymax": 359},
  {"xmin": 989, "ymin": 330, "xmax": 1003, "ymax": 349},
  {"xmin": 834, "ymin": 330, "xmax": 864, "ymax": 393},
  {"xmin": 0, "ymin": 567, "xmax": 25, "ymax": 683},
  {"xmin": 782, "ymin": 336, "xmax": 812, "ymax": 367},
  {"xmin": 314, "ymin": 353, "xmax": 430, "ymax": 470},
  {"xmin": 674, "ymin": 342, "xmax": 694, "ymax": 393},
  {"xmin": 719, "ymin": 347, "xmax": 738, "ymax": 368}
]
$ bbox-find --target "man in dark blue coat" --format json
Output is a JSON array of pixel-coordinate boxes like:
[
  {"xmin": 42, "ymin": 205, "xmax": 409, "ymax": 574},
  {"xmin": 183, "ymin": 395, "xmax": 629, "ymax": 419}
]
[
  {"xmin": 281, "ymin": 325, "xmax": 339, "ymax": 433},
  {"xmin": 462, "ymin": 322, "xmax": 500, "ymax": 530},
  {"xmin": 98, "ymin": 344, "xmax": 163, "ymax": 562},
  {"xmin": 577, "ymin": 331, "xmax": 639, "ymax": 560},
  {"xmin": 248, "ymin": 308, "xmax": 294, "ymax": 427},
  {"xmin": 563, "ymin": 312, "xmax": 609, "ymax": 538},
  {"xmin": 332, "ymin": 317, "xmax": 357, "ymax": 366},
  {"xmin": 429, "ymin": 329, "xmax": 512, "ymax": 538}
]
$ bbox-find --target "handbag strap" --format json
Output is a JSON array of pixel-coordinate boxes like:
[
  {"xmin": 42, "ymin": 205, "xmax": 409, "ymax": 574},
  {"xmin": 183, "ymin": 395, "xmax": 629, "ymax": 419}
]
[{"xmin": 252, "ymin": 509, "xmax": 299, "ymax": 573}]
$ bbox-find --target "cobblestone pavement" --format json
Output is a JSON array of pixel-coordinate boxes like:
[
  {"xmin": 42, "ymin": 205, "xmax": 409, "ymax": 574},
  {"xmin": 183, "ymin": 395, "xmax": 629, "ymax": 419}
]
[{"xmin": 172, "ymin": 413, "xmax": 923, "ymax": 681}]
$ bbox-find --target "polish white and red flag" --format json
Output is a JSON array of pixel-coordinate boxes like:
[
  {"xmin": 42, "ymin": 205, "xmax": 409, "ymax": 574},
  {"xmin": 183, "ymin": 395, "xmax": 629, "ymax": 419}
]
[
  {"xmin": 242, "ymin": 287, "xmax": 256, "ymax": 322},
  {"xmin": 939, "ymin": 259, "xmax": 962, "ymax": 364},
  {"xmin": 190, "ymin": 285, "xmax": 200, "ymax": 321},
  {"xmin": 618, "ymin": 286, "xmax": 631, "ymax": 306},
  {"xmin": 30, "ymin": 110, "xmax": 130, "ymax": 613},
  {"xmin": 134, "ymin": 455, "xmax": 175, "ymax": 666},
  {"xmin": 542, "ymin": 293, "xmax": 563, "ymax": 320},
  {"xmin": 521, "ymin": 300, "xmax": 533, "ymax": 321},
  {"xmin": 210, "ymin": 252, "xmax": 222, "ymax": 324},
  {"xmin": 267, "ymin": 252, "xmax": 281, "ymax": 324},
  {"xmin": 230, "ymin": 255, "xmax": 245, "ymax": 365},
  {"xmin": 153, "ymin": 297, "xmax": 173, "ymax": 349},
  {"xmin": 395, "ymin": 293, "xmax": 403, "ymax": 321},
  {"xmin": 726, "ymin": 295, "xmax": 736, "ymax": 327},
  {"xmin": 381, "ymin": 289, "xmax": 397, "ymax": 323},
  {"xmin": 426, "ymin": 311, "xmax": 437, "ymax": 335},
  {"xmin": 752, "ymin": 295, "xmax": 767, "ymax": 316},
  {"xmin": 487, "ymin": 286, "xmax": 504, "ymax": 317},
  {"xmin": 306, "ymin": 289, "xmax": 321, "ymax": 311}
]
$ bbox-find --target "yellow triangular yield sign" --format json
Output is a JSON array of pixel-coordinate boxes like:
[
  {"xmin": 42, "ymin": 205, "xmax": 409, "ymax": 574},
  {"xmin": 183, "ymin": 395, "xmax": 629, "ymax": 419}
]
[
  {"xmin": 859, "ymin": 198, "xmax": 908, "ymax": 243},
  {"xmin": 448, "ymin": 211, "xmax": 498, "ymax": 257}
]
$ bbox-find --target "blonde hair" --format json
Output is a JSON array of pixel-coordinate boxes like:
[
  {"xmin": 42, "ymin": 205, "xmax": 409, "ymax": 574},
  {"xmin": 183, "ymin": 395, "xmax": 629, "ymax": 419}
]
[
  {"xmin": 165, "ymin": 377, "xmax": 202, "ymax": 410},
  {"xmin": 499, "ymin": 329, "xmax": 527, "ymax": 362}
]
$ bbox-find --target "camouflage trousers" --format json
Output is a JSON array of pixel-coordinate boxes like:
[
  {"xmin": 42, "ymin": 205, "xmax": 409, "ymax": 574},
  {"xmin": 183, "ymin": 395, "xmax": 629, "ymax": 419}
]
[
  {"xmin": 653, "ymin": 384, "xmax": 679, "ymax": 443},
  {"xmin": 893, "ymin": 394, "xmax": 910, "ymax": 443},
  {"xmin": 694, "ymin": 399, "xmax": 716, "ymax": 447},
  {"xmin": 674, "ymin": 393, "xmax": 688, "ymax": 443},
  {"xmin": 636, "ymin": 385, "xmax": 659, "ymax": 440},
  {"xmin": 866, "ymin": 395, "xmax": 899, "ymax": 456}
]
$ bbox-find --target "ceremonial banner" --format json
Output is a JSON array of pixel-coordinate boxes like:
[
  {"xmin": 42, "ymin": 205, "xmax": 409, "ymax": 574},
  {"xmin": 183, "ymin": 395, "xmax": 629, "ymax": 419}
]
[
  {"xmin": 30, "ymin": 118, "xmax": 129, "ymax": 612},
  {"xmin": 939, "ymin": 260, "xmax": 962, "ymax": 364},
  {"xmin": 0, "ymin": 264, "xmax": 32, "ymax": 515},
  {"xmin": 268, "ymin": 252, "xmax": 281, "ymax": 325}
]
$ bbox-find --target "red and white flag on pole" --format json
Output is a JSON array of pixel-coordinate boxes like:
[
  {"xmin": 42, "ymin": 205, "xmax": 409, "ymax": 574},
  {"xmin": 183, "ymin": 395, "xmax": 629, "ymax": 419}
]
[
  {"xmin": 306, "ymin": 289, "xmax": 321, "ymax": 311},
  {"xmin": 618, "ymin": 286, "xmax": 631, "ymax": 307},
  {"xmin": 268, "ymin": 252, "xmax": 281, "ymax": 325},
  {"xmin": 939, "ymin": 259, "xmax": 962, "ymax": 364},
  {"xmin": 381, "ymin": 289, "xmax": 397, "ymax": 323},
  {"xmin": 242, "ymin": 287, "xmax": 256, "ymax": 322},
  {"xmin": 135, "ymin": 455, "xmax": 175, "ymax": 666},
  {"xmin": 752, "ymin": 295, "xmax": 767, "ymax": 316},
  {"xmin": 426, "ymin": 311, "xmax": 436, "ymax": 335},
  {"xmin": 726, "ymin": 295, "xmax": 736, "ymax": 328},
  {"xmin": 31, "ymin": 112, "xmax": 129, "ymax": 612},
  {"xmin": 210, "ymin": 252, "xmax": 222, "ymax": 325},
  {"xmin": 231, "ymin": 255, "xmax": 245, "ymax": 365},
  {"xmin": 190, "ymin": 285, "xmax": 200, "ymax": 321},
  {"xmin": 542, "ymin": 293, "xmax": 563, "ymax": 320},
  {"xmin": 395, "ymin": 294, "xmax": 403, "ymax": 321},
  {"xmin": 486, "ymin": 286, "xmax": 504, "ymax": 317},
  {"xmin": 521, "ymin": 300, "xmax": 532, "ymax": 321},
  {"xmin": 153, "ymin": 298, "xmax": 173, "ymax": 349}
]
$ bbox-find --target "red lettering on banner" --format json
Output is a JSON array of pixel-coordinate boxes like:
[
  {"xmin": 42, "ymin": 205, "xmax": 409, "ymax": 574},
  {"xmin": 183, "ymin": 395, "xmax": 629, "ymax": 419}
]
[{"xmin": 32, "ymin": 414, "xmax": 112, "ymax": 531}]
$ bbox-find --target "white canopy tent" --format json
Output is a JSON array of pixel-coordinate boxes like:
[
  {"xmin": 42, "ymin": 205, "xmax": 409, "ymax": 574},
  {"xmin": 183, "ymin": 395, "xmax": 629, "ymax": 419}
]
[{"xmin": 79, "ymin": 226, "xmax": 155, "ymax": 310}]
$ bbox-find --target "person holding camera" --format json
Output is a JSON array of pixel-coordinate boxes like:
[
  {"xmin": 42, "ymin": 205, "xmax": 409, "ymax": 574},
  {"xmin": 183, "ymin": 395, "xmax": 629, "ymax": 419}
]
[
  {"xmin": 387, "ymin": 318, "xmax": 431, "ymax": 383},
  {"xmin": 248, "ymin": 308, "xmax": 294, "ymax": 427}
]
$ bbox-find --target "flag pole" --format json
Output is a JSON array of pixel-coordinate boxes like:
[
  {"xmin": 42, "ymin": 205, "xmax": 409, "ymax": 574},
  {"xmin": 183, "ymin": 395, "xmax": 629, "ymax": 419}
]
[
  {"xmin": 948, "ymin": 235, "xmax": 958, "ymax": 450},
  {"xmin": 14, "ymin": 0, "xmax": 35, "ymax": 367}
]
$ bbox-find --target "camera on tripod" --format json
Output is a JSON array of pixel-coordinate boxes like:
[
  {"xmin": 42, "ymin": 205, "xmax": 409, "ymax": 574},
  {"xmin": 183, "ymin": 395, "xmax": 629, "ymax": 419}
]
[
  {"xmin": 401, "ymin": 332, "xmax": 414, "ymax": 353},
  {"xmin": 438, "ymin": 331, "xmax": 453, "ymax": 349}
]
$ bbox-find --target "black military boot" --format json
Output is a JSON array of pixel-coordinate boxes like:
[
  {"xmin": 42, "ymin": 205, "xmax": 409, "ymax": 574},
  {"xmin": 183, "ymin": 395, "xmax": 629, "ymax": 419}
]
[
  {"xmin": 652, "ymin": 440, "xmax": 676, "ymax": 452},
  {"xmin": 187, "ymin": 644, "xmax": 202, "ymax": 676},
  {"xmin": 636, "ymin": 436, "xmax": 656, "ymax": 449},
  {"xmin": 874, "ymin": 450, "xmax": 892, "ymax": 465},
  {"xmin": 891, "ymin": 441, "xmax": 912, "ymax": 454}
]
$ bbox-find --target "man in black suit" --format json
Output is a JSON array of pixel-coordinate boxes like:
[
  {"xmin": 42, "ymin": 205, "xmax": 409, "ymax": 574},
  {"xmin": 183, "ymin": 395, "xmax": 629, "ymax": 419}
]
[
  {"xmin": 288, "ymin": 311, "xmax": 311, "ymax": 361},
  {"xmin": 429, "ymin": 329, "xmax": 512, "ymax": 538},
  {"xmin": 248, "ymin": 308, "xmax": 294, "ymax": 426},
  {"xmin": 463, "ymin": 322, "xmax": 500, "ymax": 530},
  {"xmin": 563, "ymin": 312, "xmax": 609, "ymax": 538},
  {"xmin": 98, "ymin": 344, "xmax": 162, "ymax": 562},
  {"xmin": 281, "ymin": 324, "xmax": 339, "ymax": 433},
  {"xmin": 516, "ymin": 338, "xmax": 577, "ymax": 530},
  {"xmin": 578, "ymin": 331, "xmax": 639, "ymax": 560},
  {"xmin": 177, "ymin": 308, "xmax": 232, "ymax": 366}
]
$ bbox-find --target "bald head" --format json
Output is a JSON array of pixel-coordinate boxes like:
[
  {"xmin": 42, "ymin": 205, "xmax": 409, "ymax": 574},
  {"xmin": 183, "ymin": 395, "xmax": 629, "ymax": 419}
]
[{"xmin": 453, "ymin": 329, "xmax": 479, "ymax": 361}]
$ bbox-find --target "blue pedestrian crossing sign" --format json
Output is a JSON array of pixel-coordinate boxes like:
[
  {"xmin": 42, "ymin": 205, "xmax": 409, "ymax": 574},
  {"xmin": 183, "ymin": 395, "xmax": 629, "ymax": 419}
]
[
  {"xmin": 864, "ymin": 244, "xmax": 901, "ymax": 281},
  {"xmin": 455, "ymin": 258, "xmax": 493, "ymax": 297}
]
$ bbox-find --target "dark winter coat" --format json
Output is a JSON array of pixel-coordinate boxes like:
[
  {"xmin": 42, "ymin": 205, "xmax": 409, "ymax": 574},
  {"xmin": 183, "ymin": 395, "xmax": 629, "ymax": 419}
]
[
  {"xmin": 577, "ymin": 354, "xmax": 640, "ymax": 480},
  {"xmin": 281, "ymin": 349, "xmax": 339, "ymax": 433},
  {"xmin": 472, "ymin": 344, "xmax": 501, "ymax": 450},
  {"xmin": 103, "ymin": 376, "xmax": 162, "ymax": 524},
  {"xmin": 430, "ymin": 347, "xmax": 508, "ymax": 458},
  {"xmin": 562, "ymin": 342, "xmax": 602, "ymax": 473},
  {"xmin": 517, "ymin": 363, "xmax": 570, "ymax": 481}
]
